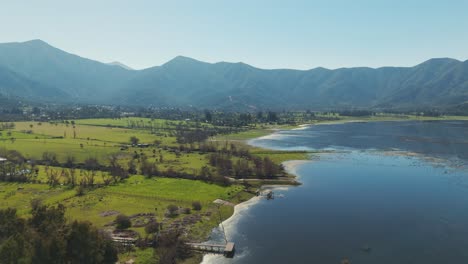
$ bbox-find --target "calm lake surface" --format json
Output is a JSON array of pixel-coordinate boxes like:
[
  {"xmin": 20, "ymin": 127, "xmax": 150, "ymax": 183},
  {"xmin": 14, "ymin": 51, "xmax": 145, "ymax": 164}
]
[{"xmin": 202, "ymin": 121, "xmax": 468, "ymax": 264}]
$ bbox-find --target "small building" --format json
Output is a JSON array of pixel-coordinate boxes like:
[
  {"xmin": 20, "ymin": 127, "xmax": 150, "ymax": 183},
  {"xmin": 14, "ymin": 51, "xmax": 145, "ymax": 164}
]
[{"xmin": 0, "ymin": 157, "xmax": 7, "ymax": 163}]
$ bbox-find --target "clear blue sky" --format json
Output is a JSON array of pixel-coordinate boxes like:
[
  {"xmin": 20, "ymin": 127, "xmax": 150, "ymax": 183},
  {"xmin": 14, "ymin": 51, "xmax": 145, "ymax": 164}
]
[{"xmin": 1, "ymin": 0, "xmax": 467, "ymax": 70}]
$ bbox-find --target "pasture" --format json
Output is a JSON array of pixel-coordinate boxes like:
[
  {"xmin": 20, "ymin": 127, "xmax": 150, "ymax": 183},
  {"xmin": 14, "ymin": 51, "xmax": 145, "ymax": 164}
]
[
  {"xmin": 0, "ymin": 118, "xmax": 253, "ymax": 240},
  {"xmin": 0, "ymin": 117, "xmax": 309, "ymax": 263}
]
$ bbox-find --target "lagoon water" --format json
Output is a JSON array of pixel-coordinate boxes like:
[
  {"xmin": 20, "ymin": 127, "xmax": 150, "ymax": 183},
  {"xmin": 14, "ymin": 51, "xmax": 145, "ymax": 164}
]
[{"xmin": 202, "ymin": 121, "xmax": 468, "ymax": 264}]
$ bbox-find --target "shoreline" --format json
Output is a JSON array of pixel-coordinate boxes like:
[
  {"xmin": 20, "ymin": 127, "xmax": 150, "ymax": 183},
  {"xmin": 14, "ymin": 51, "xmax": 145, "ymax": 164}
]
[
  {"xmin": 281, "ymin": 159, "xmax": 313, "ymax": 179},
  {"xmin": 200, "ymin": 159, "xmax": 310, "ymax": 264},
  {"xmin": 200, "ymin": 127, "xmax": 312, "ymax": 263}
]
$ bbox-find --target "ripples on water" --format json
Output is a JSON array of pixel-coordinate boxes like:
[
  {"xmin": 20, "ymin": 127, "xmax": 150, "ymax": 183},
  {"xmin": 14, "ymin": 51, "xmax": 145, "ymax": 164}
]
[{"xmin": 203, "ymin": 121, "xmax": 468, "ymax": 264}]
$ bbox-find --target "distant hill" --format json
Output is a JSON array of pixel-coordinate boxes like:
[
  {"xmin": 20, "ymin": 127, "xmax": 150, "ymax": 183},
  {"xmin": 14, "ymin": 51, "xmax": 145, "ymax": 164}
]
[
  {"xmin": 116, "ymin": 56, "xmax": 468, "ymax": 110},
  {"xmin": 0, "ymin": 40, "xmax": 467, "ymax": 111},
  {"xmin": 0, "ymin": 64, "xmax": 66, "ymax": 100},
  {"xmin": 107, "ymin": 61, "xmax": 134, "ymax": 71},
  {"xmin": 0, "ymin": 40, "xmax": 136, "ymax": 102}
]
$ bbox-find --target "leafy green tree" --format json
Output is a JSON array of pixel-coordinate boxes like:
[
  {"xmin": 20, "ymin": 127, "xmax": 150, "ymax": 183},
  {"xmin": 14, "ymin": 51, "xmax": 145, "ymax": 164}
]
[
  {"xmin": 145, "ymin": 221, "xmax": 160, "ymax": 235},
  {"xmin": 192, "ymin": 201, "xmax": 202, "ymax": 211},
  {"xmin": 66, "ymin": 221, "xmax": 117, "ymax": 264},
  {"xmin": 166, "ymin": 205, "xmax": 179, "ymax": 217},
  {"xmin": 115, "ymin": 214, "xmax": 132, "ymax": 229},
  {"xmin": 130, "ymin": 136, "xmax": 140, "ymax": 145},
  {"xmin": 0, "ymin": 204, "xmax": 118, "ymax": 264},
  {"xmin": 84, "ymin": 157, "xmax": 100, "ymax": 171},
  {"xmin": 42, "ymin": 151, "xmax": 58, "ymax": 166},
  {"xmin": 0, "ymin": 234, "xmax": 32, "ymax": 264}
]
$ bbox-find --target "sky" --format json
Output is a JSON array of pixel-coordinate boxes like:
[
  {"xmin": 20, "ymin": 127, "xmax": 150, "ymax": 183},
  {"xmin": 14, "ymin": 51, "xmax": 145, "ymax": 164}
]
[{"xmin": 1, "ymin": 0, "xmax": 467, "ymax": 70}]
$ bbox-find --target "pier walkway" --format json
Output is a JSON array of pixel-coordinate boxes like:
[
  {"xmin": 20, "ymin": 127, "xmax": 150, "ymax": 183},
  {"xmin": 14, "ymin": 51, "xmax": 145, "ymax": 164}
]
[{"xmin": 186, "ymin": 242, "xmax": 235, "ymax": 258}]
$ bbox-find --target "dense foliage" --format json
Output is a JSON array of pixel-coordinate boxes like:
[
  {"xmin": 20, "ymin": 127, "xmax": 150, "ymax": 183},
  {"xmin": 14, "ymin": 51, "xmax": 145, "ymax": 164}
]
[{"xmin": 0, "ymin": 202, "xmax": 118, "ymax": 264}]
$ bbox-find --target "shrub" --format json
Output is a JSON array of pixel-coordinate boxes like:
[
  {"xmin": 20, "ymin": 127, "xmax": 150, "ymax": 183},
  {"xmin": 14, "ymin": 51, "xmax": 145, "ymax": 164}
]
[
  {"xmin": 115, "ymin": 214, "xmax": 131, "ymax": 229},
  {"xmin": 130, "ymin": 136, "xmax": 140, "ymax": 145},
  {"xmin": 145, "ymin": 221, "xmax": 160, "ymax": 235},
  {"xmin": 166, "ymin": 205, "xmax": 179, "ymax": 217},
  {"xmin": 192, "ymin": 201, "xmax": 202, "ymax": 211},
  {"xmin": 76, "ymin": 185, "xmax": 85, "ymax": 196}
]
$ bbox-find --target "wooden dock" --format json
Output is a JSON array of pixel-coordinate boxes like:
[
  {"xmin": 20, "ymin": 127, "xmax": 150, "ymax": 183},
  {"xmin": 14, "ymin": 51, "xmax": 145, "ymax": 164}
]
[
  {"xmin": 187, "ymin": 242, "xmax": 235, "ymax": 258},
  {"xmin": 111, "ymin": 236, "xmax": 138, "ymax": 247}
]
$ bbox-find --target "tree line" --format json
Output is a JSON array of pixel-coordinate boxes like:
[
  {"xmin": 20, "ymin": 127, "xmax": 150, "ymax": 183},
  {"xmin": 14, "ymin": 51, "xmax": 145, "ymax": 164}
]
[{"xmin": 0, "ymin": 201, "xmax": 118, "ymax": 263}]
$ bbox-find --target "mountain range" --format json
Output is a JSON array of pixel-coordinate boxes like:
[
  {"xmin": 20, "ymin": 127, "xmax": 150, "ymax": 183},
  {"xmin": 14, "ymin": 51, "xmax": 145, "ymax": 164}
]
[{"xmin": 0, "ymin": 39, "xmax": 467, "ymax": 111}]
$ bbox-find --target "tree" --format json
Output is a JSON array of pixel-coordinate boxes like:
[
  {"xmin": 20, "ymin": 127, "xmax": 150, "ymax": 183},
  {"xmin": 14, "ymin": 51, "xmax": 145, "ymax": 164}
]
[
  {"xmin": 0, "ymin": 204, "xmax": 118, "ymax": 264},
  {"xmin": 45, "ymin": 168, "xmax": 60, "ymax": 187},
  {"xmin": 81, "ymin": 170, "xmax": 96, "ymax": 186},
  {"xmin": 66, "ymin": 221, "xmax": 118, "ymax": 264},
  {"xmin": 267, "ymin": 111, "xmax": 278, "ymax": 122},
  {"xmin": 192, "ymin": 201, "xmax": 202, "ymax": 211},
  {"xmin": 64, "ymin": 155, "xmax": 76, "ymax": 168},
  {"xmin": 127, "ymin": 159, "xmax": 137, "ymax": 174},
  {"xmin": 76, "ymin": 185, "xmax": 85, "ymax": 196},
  {"xmin": 156, "ymin": 229, "xmax": 192, "ymax": 263},
  {"xmin": 130, "ymin": 136, "xmax": 140, "ymax": 145},
  {"xmin": 115, "ymin": 214, "xmax": 131, "ymax": 229},
  {"xmin": 166, "ymin": 205, "xmax": 179, "ymax": 217},
  {"xmin": 42, "ymin": 151, "xmax": 58, "ymax": 166},
  {"xmin": 84, "ymin": 157, "xmax": 100, "ymax": 171},
  {"xmin": 140, "ymin": 159, "xmax": 159, "ymax": 178},
  {"xmin": 145, "ymin": 221, "xmax": 160, "ymax": 235},
  {"xmin": 101, "ymin": 172, "xmax": 113, "ymax": 186},
  {"xmin": 1, "ymin": 210, "xmax": 34, "ymax": 261},
  {"xmin": 263, "ymin": 156, "xmax": 278, "ymax": 178},
  {"xmin": 64, "ymin": 169, "xmax": 77, "ymax": 187},
  {"xmin": 204, "ymin": 110, "xmax": 213, "ymax": 123},
  {"xmin": 108, "ymin": 154, "xmax": 129, "ymax": 182},
  {"xmin": 0, "ymin": 233, "xmax": 32, "ymax": 263},
  {"xmin": 29, "ymin": 203, "xmax": 67, "ymax": 263}
]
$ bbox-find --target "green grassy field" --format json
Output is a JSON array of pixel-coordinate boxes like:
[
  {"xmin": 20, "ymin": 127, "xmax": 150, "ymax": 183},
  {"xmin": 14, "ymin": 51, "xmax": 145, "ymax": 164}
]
[
  {"xmin": 0, "ymin": 174, "xmax": 242, "ymax": 264},
  {"xmin": 1, "ymin": 121, "xmax": 168, "ymax": 163},
  {"xmin": 0, "ymin": 118, "xmax": 262, "ymax": 263},
  {"xmin": 0, "ymin": 182, "xmax": 76, "ymax": 215},
  {"xmin": 0, "ymin": 120, "xmax": 212, "ymax": 171},
  {"xmin": 63, "ymin": 175, "xmax": 242, "ymax": 228},
  {"xmin": 75, "ymin": 117, "xmax": 213, "ymax": 130}
]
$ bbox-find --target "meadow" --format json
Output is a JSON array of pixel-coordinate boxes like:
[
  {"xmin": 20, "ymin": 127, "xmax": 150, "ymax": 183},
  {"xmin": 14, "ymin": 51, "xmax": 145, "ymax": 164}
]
[{"xmin": 1, "ymin": 117, "xmax": 309, "ymax": 263}]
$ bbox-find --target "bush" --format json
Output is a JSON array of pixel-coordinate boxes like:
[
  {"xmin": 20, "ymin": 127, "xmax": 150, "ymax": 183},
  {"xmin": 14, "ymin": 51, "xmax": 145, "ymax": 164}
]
[
  {"xmin": 130, "ymin": 136, "xmax": 140, "ymax": 145},
  {"xmin": 76, "ymin": 185, "xmax": 85, "ymax": 196},
  {"xmin": 166, "ymin": 205, "xmax": 179, "ymax": 217},
  {"xmin": 84, "ymin": 157, "xmax": 100, "ymax": 170},
  {"xmin": 145, "ymin": 221, "xmax": 160, "ymax": 235},
  {"xmin": 192, "ymin": 201, "xmax": 202, "ymax": 211},
  {"xmin": 115, "ymin": 214, "xmax": 131, "ymax": 229},
  {"xmin": 42, "ymin": 151, "xmax": 58, "ymax": 165}
]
